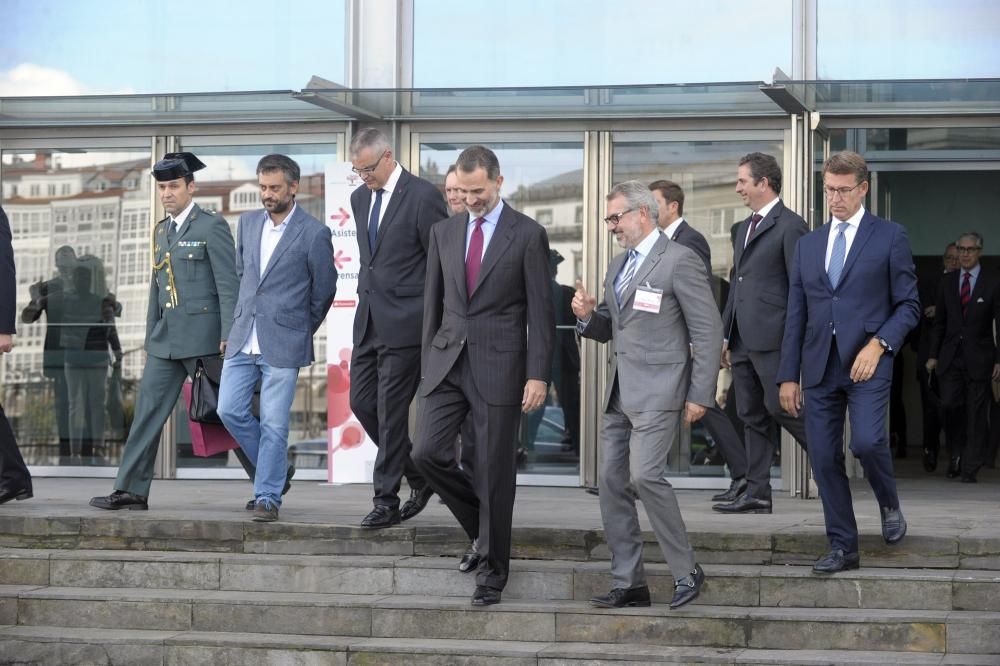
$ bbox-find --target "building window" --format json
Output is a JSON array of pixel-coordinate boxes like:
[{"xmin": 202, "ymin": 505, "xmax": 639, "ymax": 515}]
[{"xmin": 535, "ymin": 208, "xmax": 553, "ymax": 226}]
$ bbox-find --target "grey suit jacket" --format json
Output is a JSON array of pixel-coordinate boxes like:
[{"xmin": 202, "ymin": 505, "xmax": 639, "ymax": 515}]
[
  {"xmin": 721, "ymin": 200, "xmax": 807, "ymax": 352},
  {"xmin": 419, "ymin": 203, "xmax": 554, "ymax": 406},
  {"xmin": 226, "ymin": 205, "xmax": 338, "ymax": 368},
  {"xmin": 580, "ymin": 234, "xmax": 723, "ymax": 413},
  {"xmin": 351, "ymin": 168, "xmax": 448, "ymax": 348}
]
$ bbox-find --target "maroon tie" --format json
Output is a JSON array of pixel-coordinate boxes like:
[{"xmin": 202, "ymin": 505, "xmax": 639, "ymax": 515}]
[
  {"xmin": 466, "ymin": 217, "xmax": 485, "ymax": 298},
  {"xmin": 960, "ymin": 271, "xmax": 972, "ymax": 319},
  {"xmin": 745, "ymin": 213, "xmax": 763, "ymax": 247}
]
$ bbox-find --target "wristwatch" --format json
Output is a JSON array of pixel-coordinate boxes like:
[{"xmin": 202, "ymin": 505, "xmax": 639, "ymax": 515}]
[{"xmin": 877, "ymin": 337, "xmax": 893, "ymax": 354}]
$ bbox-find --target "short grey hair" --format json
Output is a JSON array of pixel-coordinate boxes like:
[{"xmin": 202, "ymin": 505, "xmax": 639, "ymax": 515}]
[
  {"xmin": 349, "ymin": 128, "xmax": 391, "ymax": 159},
  {"xmin": 607, "ymin": 180, "xmax": 659, "ymax": 223},
  {"xmin": 957, "ymin": 231, "xmax": 983, "ymax": 249}
]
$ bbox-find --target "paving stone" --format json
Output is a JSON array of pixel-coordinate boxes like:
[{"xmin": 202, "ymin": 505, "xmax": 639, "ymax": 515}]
[
  {"xmin": 758, "ymin": 569, "xmax": 954, "ymax": 610},
  {"xmin": 18, "ymin": 591, "xmax": 195, "ymax": 631},
  {"xmin": 393, "ymin": 560, "xmax": 574, "ymax": 600},
  {"xmin": 412, "ymin": 526, "xmax": 478, "ymax": 557},
  {"xmin": 348, "ymin": 637, "xmax": 545, "ymax": 666},
  {"xmin": 945, "ymin": 611, "xmax": 1000, "ymax": 654},
  {"xmin": 959, "ymin": 536, "xmax": 1000, "ymax": 571},
  {"xmin": 371, "ymin": 598, "xmax": 556, "ymax": 642},
  {"xmin": 0, "ymin": 516, "xmax": 82, "ymax": 549},
  {"xmin": 245, "ymin": 524, "xmax": 414, "ymax": 556},
  {"xmin": 747, "ymin": 608, "xmax": 947, "ymax": 652},
  {"xmin": 50, "ymin": 556, "xmax": 220, "ymax": 590},
  {"xmin": 0, "ymin": 625, "xmax": 171, "ymax": 665},
  {"xmin": 554, "ymin": 606, "xmax": 748, "ymax": 647},
  {"xmin": 0, "ymin": 549, "xmax": 49, "ymax": 585},
  {"xmin": 951, "ymin": 570, "xmax": 1000, "ymax": 611},
  {"xmin": 164, "ymin": 631, "xmax": 356, "ymax": 666},
  {"xmin": 77, "ymin": 517, "xmax": 244, "ymax": 552},
  {"xmin": 219, "ymin": 554, "xmax": 395, "ymax": 595},
  {"xmin": 191, "ymin": 592, "xmax": 374, "ymax": 637}
]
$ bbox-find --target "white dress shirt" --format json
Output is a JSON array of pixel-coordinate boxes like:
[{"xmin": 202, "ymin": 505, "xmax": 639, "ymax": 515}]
[
  {"xmin": 367, "ymin": 161, "xmax": 403, "ymax": 233},
  {"xmin": 240, "ymin": 204, "xmax": 296, "ymax": 355},
  {"xmin": 465, "ymin": 199, "xmax": 504, "ymax": 261},
  {"xmin": 744, "ymin": 197, "xmax": 779, "ymax": 248},
  {"xmin": 663, "ymin": 217, "xmax": 684, "ymax": 240},
  {"xmin": 824, "ymin": 206, "xmax": 865, "ymax": 272},
  {"xmin": 169, "ymin": 200, "xmax": 195, "ymax": 237}
]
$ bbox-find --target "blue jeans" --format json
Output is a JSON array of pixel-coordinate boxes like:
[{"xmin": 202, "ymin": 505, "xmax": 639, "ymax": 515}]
[{"xmin": 218, "ymin": 352, "xmax": 299, "ymax": 507}]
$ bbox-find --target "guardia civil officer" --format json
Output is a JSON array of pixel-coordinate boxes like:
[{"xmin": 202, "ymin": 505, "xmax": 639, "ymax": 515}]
[{"xmin": 90, "ymin": 153, "xmax": 241, "ymax": 509}]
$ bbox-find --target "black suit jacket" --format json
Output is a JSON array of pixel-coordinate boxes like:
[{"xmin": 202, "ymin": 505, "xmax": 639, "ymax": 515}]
[
  {"xmin": 0, "ymin": 207, "xmax": 15, "ymax": 335},
  {"xmin": 721, "ymin": 200, "xmax": 808, "ymax": 352},
  {"xmin": 419, "ymin": 202, "xmax": 554, "ymax": 406},
  {"xmin": 670, "ymin": 219, "xmax": 712, "ymax": 277},
  {"xmin": 351, "ymin": 168, "xmax": 449, "ymax": 348},
  {"xmin": 929, "ymin": 266, "xmax": 1000, "ymax": 381}
]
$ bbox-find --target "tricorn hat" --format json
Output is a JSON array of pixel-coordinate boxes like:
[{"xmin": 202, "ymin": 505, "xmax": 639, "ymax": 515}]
[{"xmin": 153, "ymin": 152, "xmax": 207, "ymax": 182}]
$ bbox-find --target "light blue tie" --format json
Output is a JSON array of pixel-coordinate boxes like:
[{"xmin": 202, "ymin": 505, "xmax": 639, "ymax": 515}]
[
  {"xmin": 615, "ymin": 250, "xmax": 638, "ymax": 305},
  {"xmin": 827, "ymin": 222, "xmax": 849, "ymax": 289}
]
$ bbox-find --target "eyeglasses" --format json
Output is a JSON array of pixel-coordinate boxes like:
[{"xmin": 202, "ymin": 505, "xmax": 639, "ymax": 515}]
[
  {"xmin": 603, "ymin": 208, "xmax": 635, "ymax": 226},
  {"xmin": 351, "ymin": 151, "xmax": 387, "ymax": 176},
  {"xmin": 823, "ymin": 182, "xmax": 863, "ymax": 199},
  {"xmin": 956, "ymin": 245, "xmax": 981, "ymax": 254}
]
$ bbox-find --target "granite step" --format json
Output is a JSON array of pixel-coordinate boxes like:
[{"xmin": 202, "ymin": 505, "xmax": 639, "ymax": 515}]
[
  {"xmin": 2, "ymin": 625, "xmax": 997, "ymax": 665},
  {"xmin": 2, "ymin": 586, "xmax": 999, "ymax": 654},
  {"xmin": 2, "ymin": 549, "xmax": 999, "ymax": 612},
  {"xmin": 1, "ymin": 513, "xmax": 996, "ymax": 570}
]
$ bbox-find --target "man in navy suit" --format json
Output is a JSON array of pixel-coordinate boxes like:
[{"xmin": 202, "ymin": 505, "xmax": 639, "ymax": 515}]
[
  {"xmin": 778, "ymin": 151, "xmax": 920, "ymax": 574},
  {"xmin": 348, "ymin": 128, "xmax": 449, "ymax": 529},
  {"xmin": 927, "ymin": 232, "xmax": 1000, "ymax": 483}
]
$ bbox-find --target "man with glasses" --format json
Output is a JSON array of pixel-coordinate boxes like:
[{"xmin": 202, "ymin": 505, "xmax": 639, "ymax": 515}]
[
  {"xmin": 573, "ymin": 181, "xmax": 720, "ymax": 609},
  {"xmin": 778, "ymin": 150, "xmax": 920, "ymax": 574},
  {"xmin": 927, "ymin": 232, "xmax": 1000, "ymax": 483},
  {"xmin": 348, "ymin": 128, "xmax": 449, "ymax": 529},
  {"xmin": 717, "ymin": 153, "xmax": 809, "ymax": 514}
]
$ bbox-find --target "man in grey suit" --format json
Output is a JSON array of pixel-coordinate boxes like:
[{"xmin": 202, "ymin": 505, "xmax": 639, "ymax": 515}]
[
  {"xmin": 412, "ymin": 145, "xmax": 554, "ymax": 607},
  {"xmin": 217, "ymin": 154, "xmax": 337, "ymax": 523},
  {"xmin": 716, "ymin": 153, "xmax": 809, "ymax": 514},
  {"xmin": 574, "ymin": 180, "xmax": 721, "ymax": 610},
  {"xmin": 91, "ymin": 152, "xmax": 240, "ymax": 510},
  {"xmin": 650, "ymin": 179, "xmax": 748, "ymax": 503},
  {"xmin": 348, "ymin": 128, "xmax": 449, "ymax": 529}
]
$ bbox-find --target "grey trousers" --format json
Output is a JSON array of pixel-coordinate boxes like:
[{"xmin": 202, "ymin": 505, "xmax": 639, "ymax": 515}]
[{"xmin": 599, "ymin": 388, "xmax": 696, "ymax": 589}]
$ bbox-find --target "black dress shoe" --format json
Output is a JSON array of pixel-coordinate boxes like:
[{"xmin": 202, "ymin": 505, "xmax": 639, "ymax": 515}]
[
  {"xmin": 399, "ymin": 486, "xmax": 434, "ymax": 521},
  {"xmin": 711, "ymin": 477, "xmax": 747, "ymax": 503},
  {"xmin": 360, "ymin": 505, "xmax": 401, "ymax": 529},
  {"xmin": 245, "ymin": 498, "xmax": 256, "ymax": 511},
  {"xmin": 712, "ymin": 492, "xmax": 771, "ymax": 514},
  {"xmin": 812, "ymin": 549, "xmax": 860, "ymax": 574},
  {"xmin": 590, "ymin": 585, "xmax": 651, "ymax": 608},
  {"xmin": 584, "ymin": 486, "xmax": 599, "ymax": 497},
  {"xmin": 670, "ymin": 564, "xmax": 705, "ymax": 609},
  {"xmin": 471, "ymin": 585, "xmax": 502, "ymax": 606},
  {"xmin": 946, "ymin": 457, "xmax": 961, "ymax": 478},
  {"xmin": 922, "ymin": 449, "xmax": 938, "ymax": 473},
  {"xmin": 0, "ymin": 486, "xmax": 32, "ymax": 505},
  {"xmin": 90, "ymin": 490, "xmax": 148, "ymax": 511},
  {"xmin": 880, "ymin": 507, "xmax": 907, "ymax": 544},
  {"xmin": 459, "ymin": 539, "xmax": 482, "ymax": 573}
]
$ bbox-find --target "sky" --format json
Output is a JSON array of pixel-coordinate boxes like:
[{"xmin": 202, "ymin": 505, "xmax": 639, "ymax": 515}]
[{"xmin": 0, "ymin": 0, "xmax": 997, "ymax": 96}]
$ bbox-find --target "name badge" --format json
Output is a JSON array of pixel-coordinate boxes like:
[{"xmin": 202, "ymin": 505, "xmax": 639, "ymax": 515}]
[{"xmin": 633, "ymin": 283, "xmax": 663, "ymax": 314}]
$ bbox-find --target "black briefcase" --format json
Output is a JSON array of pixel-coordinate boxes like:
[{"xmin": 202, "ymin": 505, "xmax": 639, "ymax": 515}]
[{"xmin": 189, "ymin": 356, "xmax": 225, "ymax": 424}]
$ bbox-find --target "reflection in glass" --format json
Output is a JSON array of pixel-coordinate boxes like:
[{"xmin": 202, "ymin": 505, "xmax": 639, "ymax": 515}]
[
  {"xmin": 173, "ymin": 143, "xmax": 338, "ymax": 470},
  {"xmin": 612, "ymin": 138, "xmax": 783, "ymax": 478},
  {"xmin": 3, "ymin": 149, "xmax": 149, "ymax": 466},
  {"xmin": 420, "ymin": 141, "xmax": 585, "ymax": 477}
]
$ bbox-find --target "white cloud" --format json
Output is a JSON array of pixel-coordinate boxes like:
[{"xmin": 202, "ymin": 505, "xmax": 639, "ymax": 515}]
[{"xmin": 0, "ymin": 63, "xmax": 88, "ymax": 96}]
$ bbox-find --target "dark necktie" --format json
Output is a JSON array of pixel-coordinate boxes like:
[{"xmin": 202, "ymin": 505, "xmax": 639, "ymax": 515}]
[
  {"xmin": 960, "ymin": 271, "xmax": 972, "ymax": 319},
  {"xmin": 167, "ymin": 219, "xmax": 178, "ymax": 244},
  {"xmin": 745, "ymin": 213, "xmax": 763, "ymax": 247},
  {"xmin": 466, "ymin": 217, "xmax": 485, "ymax": 298},
  {"xmin": 368, "ymin": 189, "xmax": 384, "ymax": 253}
]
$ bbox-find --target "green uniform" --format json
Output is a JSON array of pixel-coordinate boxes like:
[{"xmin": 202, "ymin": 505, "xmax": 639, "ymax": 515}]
[{"xmin": 114, "ymin": 204, "xmax": 239, "ymax": 496}]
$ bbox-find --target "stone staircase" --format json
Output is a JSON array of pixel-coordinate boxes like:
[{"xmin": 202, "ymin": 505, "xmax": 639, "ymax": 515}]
[{"xmin": 0, "ymin": 514, "xmax": 998, "ymax": 665}]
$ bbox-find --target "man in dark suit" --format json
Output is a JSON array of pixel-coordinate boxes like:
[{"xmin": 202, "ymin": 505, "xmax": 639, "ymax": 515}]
[
  {"xmin": 650, "ymin": 180, "xmax": 748, "ymax": 503},
  {"xmin": 412, "ymin": 145, "xmax": 554, "ymax": 606},
  {"xmin": 916, "ymin": 243, "xmax": 959, "ymax": 473},
  {"xmin": 0, "ymin": 206, "xmax": 33, "ymax": 505},
  {"xmin": 927, "ymin": 232, "xmax": 1000, "ymax": 483},
  {"xmin": 717, "ymin": 153, "xmax": 809, "ymax": 514},
  {"xmin": 348, "ymin": 129, "xmax": 449, "ymax": 529},
  {"xmin": 778, "ymin": 150, "xmax": 920, "ymax": 574}
]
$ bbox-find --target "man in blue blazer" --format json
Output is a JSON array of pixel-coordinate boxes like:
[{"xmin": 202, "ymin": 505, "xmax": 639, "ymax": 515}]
[
  {"xmin": 778, "ymin": 151, "xmax": 920, "ymax": 573},
  {"xmin": 218, "ymin": 154, "xmax": 337, "ymax": 523}
]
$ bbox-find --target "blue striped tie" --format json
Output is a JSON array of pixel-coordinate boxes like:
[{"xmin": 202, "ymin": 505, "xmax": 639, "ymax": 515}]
[
  {"xmin": 827, "ymin": 222, "xmax": 849, "ymax": 289},
  {"xmin": 615, "ymin": 250, "xmax": 638, "ymax": 305}
]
